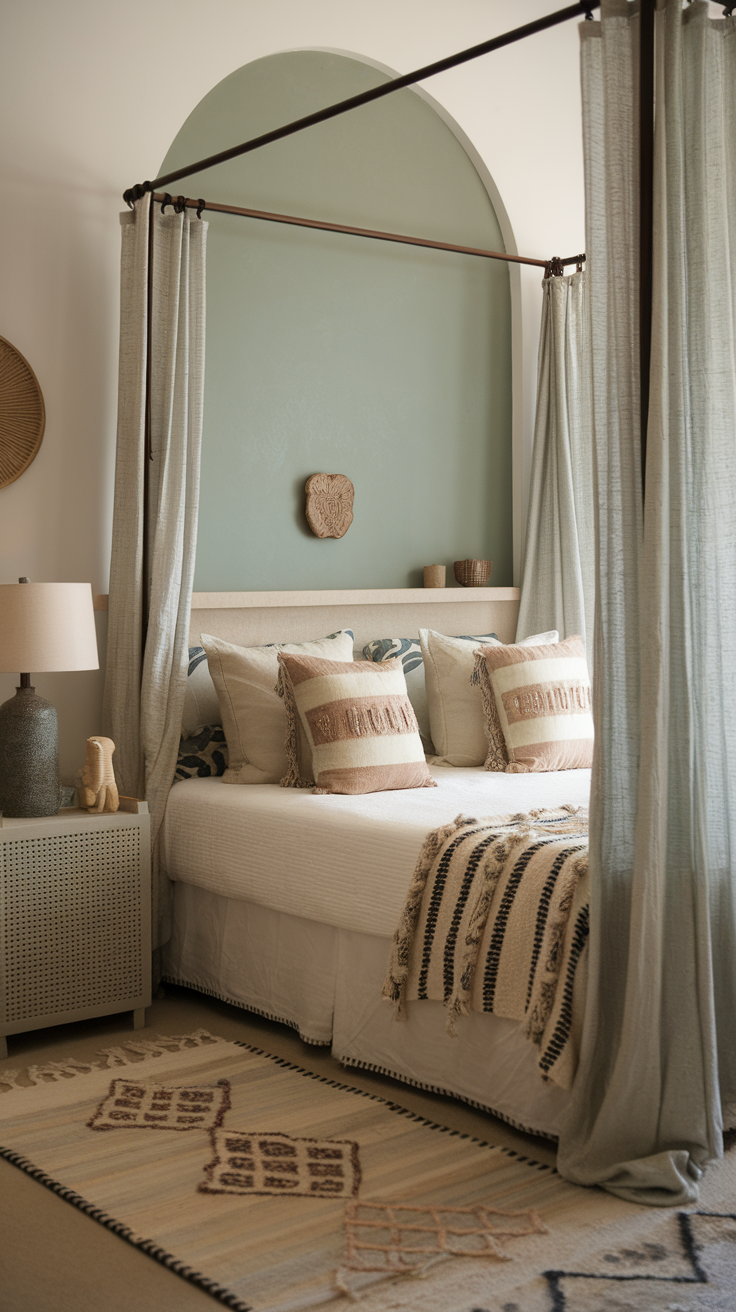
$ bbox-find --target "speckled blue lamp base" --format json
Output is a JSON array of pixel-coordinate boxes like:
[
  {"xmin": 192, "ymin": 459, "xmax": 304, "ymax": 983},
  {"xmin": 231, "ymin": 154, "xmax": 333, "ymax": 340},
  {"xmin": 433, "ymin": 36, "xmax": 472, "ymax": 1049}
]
[{"xmin": 0, "ymin": 687, "xmax": 61, "ymax": 818}]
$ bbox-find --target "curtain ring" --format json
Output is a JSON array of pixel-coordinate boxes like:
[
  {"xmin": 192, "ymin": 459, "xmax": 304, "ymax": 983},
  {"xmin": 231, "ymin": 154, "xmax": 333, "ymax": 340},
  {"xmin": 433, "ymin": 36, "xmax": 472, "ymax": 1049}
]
[
  {"xmin": 175, "ymin": 195, "xmax": 188, "ymax": 214},
  {"xmin": 196, "ymin": 199, "xmax": 206, "ymax": 219},
  {"xmin": 161, "ymin": 193, "xmax": 173, "ymax": 214}
]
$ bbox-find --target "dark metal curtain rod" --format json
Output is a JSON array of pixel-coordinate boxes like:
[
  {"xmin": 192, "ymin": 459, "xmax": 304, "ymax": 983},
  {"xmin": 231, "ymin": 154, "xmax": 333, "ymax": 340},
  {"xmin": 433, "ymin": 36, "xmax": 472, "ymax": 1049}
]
[
  {"xmin": 125, "ymin": 1, "xmax": 600, "ymax": 203},
  {"xmin": 152, "ymin": 193, "xmax": 584, "ymax": 273}
]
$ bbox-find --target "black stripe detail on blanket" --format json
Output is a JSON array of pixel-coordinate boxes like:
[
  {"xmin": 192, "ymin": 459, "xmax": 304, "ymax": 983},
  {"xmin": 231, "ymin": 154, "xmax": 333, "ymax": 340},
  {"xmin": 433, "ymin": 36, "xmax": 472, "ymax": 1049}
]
[
  {"xmin": 539, "ymin": 904, "xmax": 590, "ymax": 1077},
  {"xmin": 383, "ymin": 808, "xmax": 589, "ymax": 1089},
  {"xmin": 418, "ymin": 827, "xmax": 488, "ymax": 999},
  {"xmin": 526, "ymin": 849, "xmax": 577, "ymax": 1008},
  {"xmin": 482, "ymin": 839, "xmax": 557, "ymax": 1013},
  {"xmin": 442, "ymin": 833, "xmax": 497, "ymax": 1003}
]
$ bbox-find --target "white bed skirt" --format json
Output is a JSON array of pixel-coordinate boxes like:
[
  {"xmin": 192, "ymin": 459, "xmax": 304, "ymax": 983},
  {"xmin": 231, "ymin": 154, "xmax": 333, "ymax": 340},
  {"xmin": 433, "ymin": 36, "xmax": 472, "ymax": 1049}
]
[{"xmin": 162, "ymin": 882, "xmax": 571, "ymax": 1139}]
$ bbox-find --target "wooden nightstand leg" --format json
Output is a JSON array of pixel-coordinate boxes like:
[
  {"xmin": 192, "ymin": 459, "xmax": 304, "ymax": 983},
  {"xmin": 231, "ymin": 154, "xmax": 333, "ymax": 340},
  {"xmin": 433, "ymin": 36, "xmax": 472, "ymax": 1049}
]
[
  {"xmin": 132, "ymin": 1007, "xmax": 146, "ymax": 1031},
  {"xmin": 0, "ymin": 1035, "xmax": 7, "ymax": 1060}
]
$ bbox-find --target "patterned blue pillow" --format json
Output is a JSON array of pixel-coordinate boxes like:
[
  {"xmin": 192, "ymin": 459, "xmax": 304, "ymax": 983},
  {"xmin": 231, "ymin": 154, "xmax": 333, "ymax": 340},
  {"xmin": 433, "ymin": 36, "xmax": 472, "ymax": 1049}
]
[
  {"xmin": 363, "ymin": 635, "xmax": 498, "ymax": 753},
  {"xmin": 174, "ymin": 724, "xmax": 228, "ymax": 783},
  {"xmin": 182, "ymin": 646, "xmax": 222, "ymax": 737}
]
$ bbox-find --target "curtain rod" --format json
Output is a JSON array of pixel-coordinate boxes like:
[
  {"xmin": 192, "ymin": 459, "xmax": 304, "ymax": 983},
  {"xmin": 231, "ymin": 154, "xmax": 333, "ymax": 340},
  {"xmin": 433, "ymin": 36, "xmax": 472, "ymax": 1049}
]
[
  {"xmin": 152, "ymin": 193, "xmax": 584, "ymax": 274},
  {"xmin": 124, "ymin": 1, "xmax": 600, "ymax": 203}
]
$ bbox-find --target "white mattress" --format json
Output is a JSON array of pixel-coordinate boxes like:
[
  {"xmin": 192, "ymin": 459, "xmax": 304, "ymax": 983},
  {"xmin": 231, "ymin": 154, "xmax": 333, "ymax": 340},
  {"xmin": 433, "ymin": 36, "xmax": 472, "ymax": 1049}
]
[{"xmin": 162, "ymin": 766, "xmax": 591, "ymax": 937}]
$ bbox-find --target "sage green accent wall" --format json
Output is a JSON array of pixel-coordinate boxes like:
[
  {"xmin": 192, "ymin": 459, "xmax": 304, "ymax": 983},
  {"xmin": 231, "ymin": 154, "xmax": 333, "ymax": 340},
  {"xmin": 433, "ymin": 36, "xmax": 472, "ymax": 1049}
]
[{"xmin": 159, "ymin": 51, "xmax": 512, "ymax": 590}]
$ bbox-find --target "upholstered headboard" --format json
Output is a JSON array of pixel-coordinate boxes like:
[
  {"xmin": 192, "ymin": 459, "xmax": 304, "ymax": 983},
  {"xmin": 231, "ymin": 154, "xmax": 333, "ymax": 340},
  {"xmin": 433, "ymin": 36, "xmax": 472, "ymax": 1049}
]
[{"xmin": 188, "ymin": 588, "xmax": 520, "ymax": 651}]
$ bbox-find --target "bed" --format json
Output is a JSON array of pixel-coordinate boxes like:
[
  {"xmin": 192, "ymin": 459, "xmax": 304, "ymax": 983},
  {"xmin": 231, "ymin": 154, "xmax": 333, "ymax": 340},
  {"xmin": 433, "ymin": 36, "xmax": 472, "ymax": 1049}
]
[{"xmin": 160, "ymin": 587, "xmax": 592, "ymax": 1139}]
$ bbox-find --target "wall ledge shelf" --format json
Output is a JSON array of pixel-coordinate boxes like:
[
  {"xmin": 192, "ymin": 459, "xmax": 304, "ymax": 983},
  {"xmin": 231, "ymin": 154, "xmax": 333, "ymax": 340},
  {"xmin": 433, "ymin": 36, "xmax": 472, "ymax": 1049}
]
[
  {"xmin": 95, "ymin": 588, "xmax": 519, "ymax": 612},
  {"xmin": 190, "ymin": 587, "xmax": 519, "ymax": 609}
]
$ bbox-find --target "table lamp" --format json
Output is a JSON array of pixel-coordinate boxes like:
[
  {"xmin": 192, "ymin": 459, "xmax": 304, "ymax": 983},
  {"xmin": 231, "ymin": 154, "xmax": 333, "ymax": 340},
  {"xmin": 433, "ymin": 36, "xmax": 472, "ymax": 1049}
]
[{"xmin": 0, "ymin": 578, "xmax": 99, "ymax": 817}]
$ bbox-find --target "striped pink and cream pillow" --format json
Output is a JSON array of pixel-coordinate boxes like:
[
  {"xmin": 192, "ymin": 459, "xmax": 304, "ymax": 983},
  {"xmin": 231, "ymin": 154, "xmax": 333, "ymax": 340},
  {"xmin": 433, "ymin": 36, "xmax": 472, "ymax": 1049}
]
[
  {"xmin": 276, "ymin": 653, "xmax": 437, "ymax": 795},
  {"xmin": 473, "ymin": 635, "xmax": 593, "ymax": 773}
]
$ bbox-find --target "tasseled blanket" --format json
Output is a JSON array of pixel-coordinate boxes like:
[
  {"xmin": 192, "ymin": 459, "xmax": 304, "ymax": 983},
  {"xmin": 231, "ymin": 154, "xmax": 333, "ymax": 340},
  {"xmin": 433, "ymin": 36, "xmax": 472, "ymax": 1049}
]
[{"xmin": 382, "ymin": 807, "xmax": 589, "ymax": 1089}]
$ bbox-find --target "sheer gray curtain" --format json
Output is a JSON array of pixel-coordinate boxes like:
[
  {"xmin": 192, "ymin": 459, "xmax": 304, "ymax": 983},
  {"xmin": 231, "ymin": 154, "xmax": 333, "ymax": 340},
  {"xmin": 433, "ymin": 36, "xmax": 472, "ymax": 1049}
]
[
  {"xmin": 105, "ymin": 198, "xmax": 207, "ymax": 947},
  {"xmin": 516, "ymin": 271, "xmax": 594, "ymax": 663},
  {"xmin": 558, "ymin": 0, "xmax": 736, "ymax": 1205},
  {"xmin": 104, "ymin": 198, "xmax": 150, "ymax": 804}
]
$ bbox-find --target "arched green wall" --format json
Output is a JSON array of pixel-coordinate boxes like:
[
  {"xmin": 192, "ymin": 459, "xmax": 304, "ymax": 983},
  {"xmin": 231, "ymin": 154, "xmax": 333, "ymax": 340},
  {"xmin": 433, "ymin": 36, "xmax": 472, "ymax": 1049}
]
[{"xmin": 159, "ymin": 51, "xmax": 512, "ymax": 590}]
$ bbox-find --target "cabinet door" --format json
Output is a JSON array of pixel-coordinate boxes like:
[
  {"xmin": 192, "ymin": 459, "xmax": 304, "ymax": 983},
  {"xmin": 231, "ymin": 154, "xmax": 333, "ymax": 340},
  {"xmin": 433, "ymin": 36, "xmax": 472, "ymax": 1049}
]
[{"xmin": 1, "ymin": 818, "xmax": 150, "ymax": 1031}]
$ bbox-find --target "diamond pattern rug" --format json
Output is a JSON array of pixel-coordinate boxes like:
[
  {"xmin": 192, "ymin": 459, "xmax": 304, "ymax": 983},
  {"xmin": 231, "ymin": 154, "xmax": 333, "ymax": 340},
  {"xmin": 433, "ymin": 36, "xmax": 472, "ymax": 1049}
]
[{"xmin": 0, "ymin": 1030, "xmax": 734, "ymax": 1311}]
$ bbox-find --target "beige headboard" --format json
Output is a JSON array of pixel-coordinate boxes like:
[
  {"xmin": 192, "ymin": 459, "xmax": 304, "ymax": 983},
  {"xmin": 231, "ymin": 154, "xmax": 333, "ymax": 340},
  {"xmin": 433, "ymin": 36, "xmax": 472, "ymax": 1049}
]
[{"xmin": 189, "ymin": 588, "xmax": 520, "ymax": 650}]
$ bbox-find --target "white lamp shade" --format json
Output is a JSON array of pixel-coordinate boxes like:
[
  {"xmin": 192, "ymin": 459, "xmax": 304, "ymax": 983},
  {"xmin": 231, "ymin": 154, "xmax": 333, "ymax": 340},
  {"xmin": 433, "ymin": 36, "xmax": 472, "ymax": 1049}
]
[{"xmin": 0, "ymin": 582, "xmax": 99, "ymax": 673}]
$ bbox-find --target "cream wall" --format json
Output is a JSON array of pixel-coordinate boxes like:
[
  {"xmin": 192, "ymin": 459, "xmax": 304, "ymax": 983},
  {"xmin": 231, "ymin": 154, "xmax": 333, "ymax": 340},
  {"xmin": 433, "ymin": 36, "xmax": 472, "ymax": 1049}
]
[{"xmin": 0, "ymin": 0, "xmax": 586, "ymax": 780}]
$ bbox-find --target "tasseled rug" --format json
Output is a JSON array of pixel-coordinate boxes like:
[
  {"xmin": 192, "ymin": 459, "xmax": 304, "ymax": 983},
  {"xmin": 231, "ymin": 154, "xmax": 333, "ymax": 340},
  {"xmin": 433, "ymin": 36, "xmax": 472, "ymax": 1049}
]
[{"xmin": 2, "ymin": 1030, "xmax": 736, "ymax": 1310}]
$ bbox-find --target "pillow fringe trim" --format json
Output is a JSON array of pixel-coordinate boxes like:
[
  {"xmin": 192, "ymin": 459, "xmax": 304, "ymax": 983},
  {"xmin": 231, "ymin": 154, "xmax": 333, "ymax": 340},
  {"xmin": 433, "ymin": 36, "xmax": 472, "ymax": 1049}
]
[
  {"xmin": 276, "ymin": 664, "xmax": 313, "ymax": 789},
  {"xmin": 471, "ymin": 654, "xmax": 509, "ymax": 771}
]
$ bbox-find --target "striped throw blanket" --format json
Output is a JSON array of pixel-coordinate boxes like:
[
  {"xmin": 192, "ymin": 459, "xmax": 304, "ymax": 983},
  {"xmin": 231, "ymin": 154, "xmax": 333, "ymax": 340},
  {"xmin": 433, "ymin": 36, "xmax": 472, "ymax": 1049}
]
[{"xmin": 382, "ymin": 807, "xmax": 589, "ymax": 1089}]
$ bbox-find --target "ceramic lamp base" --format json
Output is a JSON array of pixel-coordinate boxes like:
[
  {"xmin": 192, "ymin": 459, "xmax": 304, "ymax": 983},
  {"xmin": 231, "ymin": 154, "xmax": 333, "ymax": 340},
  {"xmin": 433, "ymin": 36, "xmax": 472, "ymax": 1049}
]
[{"xmin": 0, "ymin": 686, "xmax": 60, "ymax": 817}]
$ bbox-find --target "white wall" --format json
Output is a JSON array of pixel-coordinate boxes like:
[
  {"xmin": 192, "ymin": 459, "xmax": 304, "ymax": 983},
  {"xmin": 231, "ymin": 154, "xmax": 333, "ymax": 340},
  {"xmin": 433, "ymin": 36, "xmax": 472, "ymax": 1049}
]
[{"xmin": 0, "ymin": 0, "xmax": 586, "ymax": 781}]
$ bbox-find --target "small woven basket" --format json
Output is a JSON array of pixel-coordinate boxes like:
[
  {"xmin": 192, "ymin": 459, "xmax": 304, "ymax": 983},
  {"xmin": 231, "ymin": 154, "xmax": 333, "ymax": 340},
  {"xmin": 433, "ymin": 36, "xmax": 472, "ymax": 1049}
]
[{"xmin": 454, "ymin": 559, "xmax": 492, "ymax": 588}]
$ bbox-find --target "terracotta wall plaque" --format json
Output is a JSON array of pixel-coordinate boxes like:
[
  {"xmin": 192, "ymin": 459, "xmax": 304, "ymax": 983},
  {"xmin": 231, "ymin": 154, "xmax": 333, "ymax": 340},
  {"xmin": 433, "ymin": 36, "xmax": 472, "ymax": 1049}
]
[{"xmin": 305, "ymin": 473, "xmax": 354, "ymax": 539}]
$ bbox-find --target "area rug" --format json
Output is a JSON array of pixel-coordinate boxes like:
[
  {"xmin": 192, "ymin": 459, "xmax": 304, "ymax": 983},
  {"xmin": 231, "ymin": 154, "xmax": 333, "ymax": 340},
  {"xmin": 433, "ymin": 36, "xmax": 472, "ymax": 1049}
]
[{"xmin": 0, "ymin": 1031, "xmax": 734, "ymax": 1311}]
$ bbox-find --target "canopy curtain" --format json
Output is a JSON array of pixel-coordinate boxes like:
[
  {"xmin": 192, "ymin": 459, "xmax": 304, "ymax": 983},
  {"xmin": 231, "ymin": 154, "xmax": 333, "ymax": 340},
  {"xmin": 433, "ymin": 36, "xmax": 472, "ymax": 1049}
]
[
  {"xmin": 104, "ymin": 196, "xmax": 207, "ymax": 947},
  {"xmin": 515, "ymin": 271, "xmax": 594, "ymax": 662},
  {"xmin": 558, "ymin": 0, "xmax": 736, "ymax": 1205}
]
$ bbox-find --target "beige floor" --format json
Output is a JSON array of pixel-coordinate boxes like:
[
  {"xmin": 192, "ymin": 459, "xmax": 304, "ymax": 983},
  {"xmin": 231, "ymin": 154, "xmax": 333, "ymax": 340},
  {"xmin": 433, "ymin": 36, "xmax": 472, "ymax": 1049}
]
[{"xmin": 0, "ymin": 984, "xmax": 557, "ymax": 1312}]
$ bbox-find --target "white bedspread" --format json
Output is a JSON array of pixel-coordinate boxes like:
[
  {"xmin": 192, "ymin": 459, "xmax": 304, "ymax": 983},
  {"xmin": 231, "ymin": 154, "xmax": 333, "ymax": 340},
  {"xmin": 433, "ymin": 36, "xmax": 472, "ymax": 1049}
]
[{"xmin": 162, "ymin": 767, "xmax": 591, "ymax": 938}]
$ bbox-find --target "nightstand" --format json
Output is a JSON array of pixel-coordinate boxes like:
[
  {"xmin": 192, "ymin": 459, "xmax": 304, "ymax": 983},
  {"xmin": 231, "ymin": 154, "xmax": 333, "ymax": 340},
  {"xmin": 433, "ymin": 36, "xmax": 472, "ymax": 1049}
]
[{"xmin": 0, "ymin": 804, "xmax": 152, "ymax": 1058}]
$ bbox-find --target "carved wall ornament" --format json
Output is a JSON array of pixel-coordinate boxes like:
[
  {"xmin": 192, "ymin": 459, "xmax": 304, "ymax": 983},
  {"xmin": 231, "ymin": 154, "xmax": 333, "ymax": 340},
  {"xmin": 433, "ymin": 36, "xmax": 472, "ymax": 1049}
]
[
  {"xmin": 0, "ymin": 336, "xmax": 45, "ymax": 490},
  {"xmin": 305, "ymin": 473, "xmax": 354, "ymax": 539}
]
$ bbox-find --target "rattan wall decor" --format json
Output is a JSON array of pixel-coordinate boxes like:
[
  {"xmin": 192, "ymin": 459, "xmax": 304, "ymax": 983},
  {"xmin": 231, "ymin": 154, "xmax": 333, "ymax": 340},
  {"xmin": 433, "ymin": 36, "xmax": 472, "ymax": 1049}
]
[{"xmin": 0, "ymin": 336, "xmax": 45, "ymax": 490}]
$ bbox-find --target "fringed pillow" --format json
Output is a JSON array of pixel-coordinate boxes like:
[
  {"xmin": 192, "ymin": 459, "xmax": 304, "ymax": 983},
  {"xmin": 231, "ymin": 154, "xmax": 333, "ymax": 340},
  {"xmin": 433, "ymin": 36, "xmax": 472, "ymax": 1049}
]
[
  {"xmin": 276, "ymin": 653, "xmax": 437, "ymax": 795},
  {"xmin": 473, "ymin": 635, "xmax": 593, "ymax": 772},
  {"xmin": 174, "ymin": 725, "xmax": 228, "ymax": 783}
]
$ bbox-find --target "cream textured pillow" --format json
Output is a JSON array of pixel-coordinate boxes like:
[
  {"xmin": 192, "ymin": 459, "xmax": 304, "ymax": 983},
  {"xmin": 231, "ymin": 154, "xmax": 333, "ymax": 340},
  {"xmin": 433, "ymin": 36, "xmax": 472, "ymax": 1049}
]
[
  {"xmin": 362, "ymin": 633, "xmax": 499, "ymax": 755},
  {"xmin": 277, "ymin": 653, "xmax": 436, "ymax": 795},
  {"xmin": 474, "ymin": 635, "xmax": 593, "ymax": 772},
  {"xmin": 420, "ymin": 628, "xmax": 559, "ymax": 767},
  {"xmin": 201, "ymin": 630, "xmax": 355, "ymax": 785}
]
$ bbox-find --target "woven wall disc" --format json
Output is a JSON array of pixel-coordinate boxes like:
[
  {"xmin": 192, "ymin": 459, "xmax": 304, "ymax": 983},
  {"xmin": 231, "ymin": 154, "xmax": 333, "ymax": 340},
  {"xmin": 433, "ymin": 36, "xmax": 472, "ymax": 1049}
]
[{"xmin": 0, "ymin": 336, "xmax": 46, "ymax": 490}]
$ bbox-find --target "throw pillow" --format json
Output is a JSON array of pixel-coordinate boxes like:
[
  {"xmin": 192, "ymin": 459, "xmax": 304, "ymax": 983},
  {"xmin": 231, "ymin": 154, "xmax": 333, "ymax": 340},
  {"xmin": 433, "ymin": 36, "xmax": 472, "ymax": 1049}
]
[
  {"xmin": 473, "ymin": 634, "xmax": 593, "ymax": 772},
  {"xmin": 362, "ymin": 634, "xmax": 499, "ymax": 755},
  {"xmin": 173, "ymin": 725, "xmax": 228, "ymax": 783},
  {"xmin": 420, "ymin": 628, "xmax": 559, "ymax": 767},
  {"xmin": 181, "ymin": 646, "xmax": 222, "ymax": 737},
  {"xmin": 276, "ymin": 653, "xmax": 436, "ymax": 795},
  {"xmin": 201, "ymin": 630, "xmax": 355, "ymax": 785}
]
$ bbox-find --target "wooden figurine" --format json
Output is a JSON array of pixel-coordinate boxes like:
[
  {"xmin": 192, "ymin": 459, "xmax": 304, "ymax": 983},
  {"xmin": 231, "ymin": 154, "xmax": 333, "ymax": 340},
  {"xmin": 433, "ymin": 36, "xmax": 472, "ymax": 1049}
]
[
  {"xmin": 77, "ymin": 736, "xmax": 119, "ymax": 813},
  {"xmin": 305, "ymin": 473, "xmax": 354, "ymax": 538}
]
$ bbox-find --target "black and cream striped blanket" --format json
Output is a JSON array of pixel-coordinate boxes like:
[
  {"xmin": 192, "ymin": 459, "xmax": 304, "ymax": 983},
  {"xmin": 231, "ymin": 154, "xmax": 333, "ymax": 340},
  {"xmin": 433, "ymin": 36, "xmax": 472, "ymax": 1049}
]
[{"xmin": 382, "ymin": 807, "xmax": 589, "ymax": 1089}]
